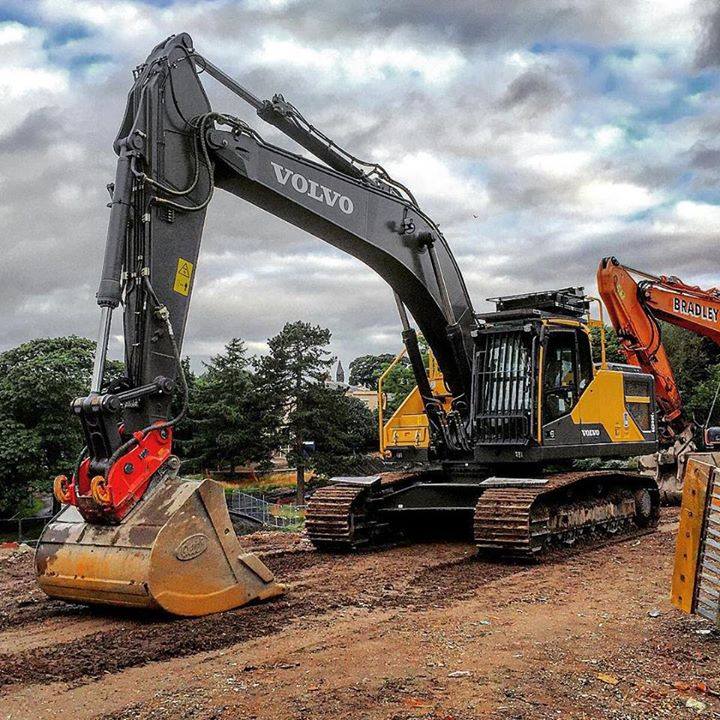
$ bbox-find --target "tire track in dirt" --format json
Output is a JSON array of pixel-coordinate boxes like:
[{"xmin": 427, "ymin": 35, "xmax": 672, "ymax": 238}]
[
  {"xmin": 0, "ymin": 523, "xmax": 667, "ymax": 694},
  {"xmin": 0, "ymin": 542, "xmax": 523, "ymax": 692},
  {"xmin": 0, "ymin": 554, "xmax": 91, "ymax": 634}
]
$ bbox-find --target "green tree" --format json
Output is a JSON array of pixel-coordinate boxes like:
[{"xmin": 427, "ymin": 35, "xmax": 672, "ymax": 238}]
[
  {"xmin": 661, "ymin": 323, "xmax": 720, "ymax": 436},
  {"xmin": 257, "ymin": 322, "xmax": 335, "ymax": 504},
  {"xmin": 685, "ymin": 364, "xmax": 720, "ymax": 429},
  {"xmin": 348, "ymin": 353, "xmax": 396, "ymax": 388},
  {"xmin": 661, "ymin": 323, "xmax": 718, "ymax": 402},
  {"xmin": 0, "ymin": 418, "xmax": 44, "ymax": 515},
  {"xmin": 298, "ymin": 387, "xmax": 376, "ymax": 476},
  {"xmin": 349, "ymin": 348, "xmax": 428, "ymax": 417},
  {"xmin": 592, "ymin": 321, "xmax": 720, "ymax": 437},
  {"xmin": 381, "ymin": 362, "xmax": 417, "ymax": 416},
  {"xmin": 191, "ymin": 339, "xmax": 278, "ymax": 473},
  {"xmin": 0, "ymin": 336, "xmax": 121, "ymax": 515}
]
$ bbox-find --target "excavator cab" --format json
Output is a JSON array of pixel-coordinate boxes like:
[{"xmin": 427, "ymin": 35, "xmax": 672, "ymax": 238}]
[
  {"xmin": 380, "ymin": 287, "xmax": 658, "ymax": 467},
  {"xmin": 703, "ymin": 384, "xmax": 720, "ymax": 449},
  {"xmin": 542, "ymin": 328, "xmax": 593, "ymax": 424},
  {"xmin": 706, "ymin": 427, "xmax": 720, "ymax": 448},
  {"xmin": 471, "ymin": 288, "xmax": 658, "ymax": 465}
]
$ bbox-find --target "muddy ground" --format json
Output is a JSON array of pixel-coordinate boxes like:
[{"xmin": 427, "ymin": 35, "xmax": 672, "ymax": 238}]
[{"xmin": 1, "ymin": 509, "xmax": 719, "ymax": 720}]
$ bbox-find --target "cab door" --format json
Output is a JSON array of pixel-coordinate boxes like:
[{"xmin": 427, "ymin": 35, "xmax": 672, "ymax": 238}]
[{"xmin": 542, "ymin": 330, "xmax": 578, "ymax": 425}]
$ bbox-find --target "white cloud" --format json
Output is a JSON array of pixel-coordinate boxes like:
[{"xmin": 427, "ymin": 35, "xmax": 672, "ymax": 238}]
[
  {"xmin": 52, "ymin": 183, "xmax": 83, "ymax": 207},
  {"xmin": 380, "ymin": 151, "xmax": 489, "ymax": 220},
  {"xmin": 577, "ymin": 180, "xmax": 661, "ymax": 217},
  {"xmin": 674, "ymin": 199, "xmax": 720, "ymax": 223},
  {"xmin": 0, "ymin": 66, "xmax": 67, "ymax": 97},
  {"xmin": 0, "ymin": 22, "xmax": 69, "ymax": 134},
  {"xmin": 522, "ymin": 151, "xmax": 592, "ymax": 178},
  {"xmin": 255, "ymin": 36, "xmax": 464, "ymax": 84},
  {"xmin": 593, "ymin": 125, "xmax": 624, "ymax": 149}
]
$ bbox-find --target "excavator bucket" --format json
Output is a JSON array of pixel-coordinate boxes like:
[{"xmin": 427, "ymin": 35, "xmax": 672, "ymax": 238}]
[{"xmin": 35, "ymin": 477, "xmax": 283, "ymax": 616}]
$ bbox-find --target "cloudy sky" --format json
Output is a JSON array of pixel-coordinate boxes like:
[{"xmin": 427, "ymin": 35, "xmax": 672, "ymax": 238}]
[{"xmin": 1, "ymin": 0, "xmax": 720, "ymax": 371}]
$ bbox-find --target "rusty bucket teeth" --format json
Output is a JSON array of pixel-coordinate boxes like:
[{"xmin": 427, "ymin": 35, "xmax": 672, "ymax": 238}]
[{"xmin": 35, "ymin": 478, "xmax": 283, "ymax": 617}]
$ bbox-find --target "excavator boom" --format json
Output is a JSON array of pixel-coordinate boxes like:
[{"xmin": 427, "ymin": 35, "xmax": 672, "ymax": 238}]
[
  {"xmin": 598, "ymin": 256, "xmax": 720, "ymax": 504},
  {"xmin": 598, "ymin": 256, "xmax": 720, "ymax": 434},
  {"xmin": 597, "ymin": 258, "xmax": 686, "ymax": 430}
]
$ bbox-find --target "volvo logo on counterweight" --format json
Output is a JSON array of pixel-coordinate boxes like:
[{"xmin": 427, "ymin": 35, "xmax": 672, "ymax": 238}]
[{"xmin": 270, "ymin": 162, "xmax": 354, "ymax": 214}]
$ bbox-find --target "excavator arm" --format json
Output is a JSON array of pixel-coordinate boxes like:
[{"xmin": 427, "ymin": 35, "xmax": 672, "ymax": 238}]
[
  {"xmin": 63, "ymin": 33, "xmax": 478, "ymax": 525},
  {"xmin": 598, "ymin": 256, "xmax": 720, "ymax": 439}
]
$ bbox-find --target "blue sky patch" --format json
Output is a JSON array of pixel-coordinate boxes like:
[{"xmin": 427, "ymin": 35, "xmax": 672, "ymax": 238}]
[{"xmin": 43, "ymin": 22, "xmax": 93, "ymax": 49}]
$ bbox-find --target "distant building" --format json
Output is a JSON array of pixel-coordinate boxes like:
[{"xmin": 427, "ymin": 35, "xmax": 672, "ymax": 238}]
[
  {"xmin": 347, "ymin": 385, "xmax": 378, "ymax": 412},
  {"xmin": 325, "ymin": 359, "xmax": 378, "ymax": 412}
]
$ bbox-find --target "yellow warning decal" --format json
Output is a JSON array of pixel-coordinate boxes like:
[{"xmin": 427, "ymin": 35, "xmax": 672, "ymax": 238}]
[{"xmin": 173, "ymin": 257, "xmax": 194, "ymax": 296}]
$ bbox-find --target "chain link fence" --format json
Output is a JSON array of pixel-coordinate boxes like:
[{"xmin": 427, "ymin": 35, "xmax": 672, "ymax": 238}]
[
  {"xmin": 1, "ymin": 489, "xmax": 305, "ymax": 543},
  {"xmin": 227, "ymin": 490, "xmax": 304, "ymax": 530}
]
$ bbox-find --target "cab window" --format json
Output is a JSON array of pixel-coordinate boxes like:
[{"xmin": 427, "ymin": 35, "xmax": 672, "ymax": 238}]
[
  {"xmin": 544, "ymin": 332, "xmax": 576, "ymax": 422},
  {"xmin": 577, "ymin": 332, "xmax": 594, "ymax": 393}
]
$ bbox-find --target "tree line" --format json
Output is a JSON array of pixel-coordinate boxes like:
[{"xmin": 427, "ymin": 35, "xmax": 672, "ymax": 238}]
[
  {"xmin": 0, "ymin": 322, "xmax": 378, "ymax": 514},
  {"xmin": 0, "ymin": 321, "xmax": 718, "ymax": 515}
]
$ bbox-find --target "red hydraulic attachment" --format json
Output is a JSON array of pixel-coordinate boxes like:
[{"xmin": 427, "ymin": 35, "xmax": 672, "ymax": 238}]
[
  {"xmin": 597, "ymin": 256, "xmax": 720, "ymax": 438},
  {"xmin": 54, "ymin": 426, "xmax": 172, "ymax": 524}
]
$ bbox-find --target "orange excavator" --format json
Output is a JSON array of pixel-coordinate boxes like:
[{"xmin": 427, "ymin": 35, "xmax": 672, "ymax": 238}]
[{"xmin": 597, "ymin": 256, "xmax": 720, "ymax": 501}]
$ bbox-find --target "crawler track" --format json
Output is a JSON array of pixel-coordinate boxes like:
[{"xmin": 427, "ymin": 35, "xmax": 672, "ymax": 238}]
[
  {"xmin": 308, "ymin": 470, "xmax": 660, "ymax": 559},
  {"xmin": 305, "ymin": 484, "xmax": 368, "ymax": 550},
  {"xmin": 305, "ymin": 471, "xmax": 429, "ymax": 551},
  {"xmin": 473, "ymin": 471, "xmax": 660, "ymax": 558}
]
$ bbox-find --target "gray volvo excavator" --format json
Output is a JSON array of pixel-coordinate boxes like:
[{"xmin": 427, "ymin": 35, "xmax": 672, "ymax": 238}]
[{"xmin": 37, "ymin": 33, "xmax": 660, "ymax": 617}]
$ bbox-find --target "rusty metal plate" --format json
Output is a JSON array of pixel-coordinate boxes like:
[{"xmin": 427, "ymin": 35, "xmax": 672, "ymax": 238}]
[
  {"xmin": 671, "ymin": 459, "xmax": 713, "ymax": 614},
  {"xmin": 696, "ymin": 471, "xmax": 720, "ymax": 625}
]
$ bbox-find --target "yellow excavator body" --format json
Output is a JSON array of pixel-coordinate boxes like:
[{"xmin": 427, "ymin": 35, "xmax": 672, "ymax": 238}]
[
  {"xmin": 36, "ymin": 477, "xmax": 283, "ymax": 616},
  {"xmin": 379, "ymin": 352, "xmax": 452, "ymax": 458}
]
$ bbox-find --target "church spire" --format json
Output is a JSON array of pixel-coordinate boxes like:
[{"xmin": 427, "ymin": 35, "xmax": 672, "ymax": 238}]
[{"xmin": 336, "ymin": 359, "xmax": 345, "ymax": 384}]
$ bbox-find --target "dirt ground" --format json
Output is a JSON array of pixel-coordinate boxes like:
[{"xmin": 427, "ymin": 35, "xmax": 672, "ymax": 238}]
[{"xmin": 1, "ymin": 509, "xmax": 719, "ymax": 720}]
